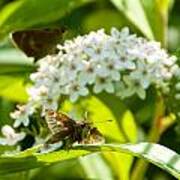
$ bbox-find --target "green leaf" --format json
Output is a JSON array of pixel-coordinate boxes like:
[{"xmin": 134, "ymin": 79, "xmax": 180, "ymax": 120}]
[
  {"xmin": 79, "ymin": 143, "xmax": 180, "ymax": 179},
  {"xmin": 0, "ymin": 49, "xmax": 33, "ymax": 102},
  {"xmin": 0, "ymin": 75, "xmax": 28, "ymax": 102},
  {"xmin": 0, "ymin": 98, "xmax": 14, "ymax": 126},
  {"xmin": 93, "ymin": 93, "xmax": 137, "ymax": 180},
  {"xmin": 0, "ymin": 146, "xmax": 90, "ymax": 175},
  {"xmin": 0, "ymin": 0, "xmax": 92, "ymax": 38},
  {"xmin": 0, "ymin": 143, "xmax": 179, "ymax": 179},
  {"xmin": 82, "ymin": 8, "xmax": 128, "ymax": 33},
  {"xmin": 79, "ymin": 153, "xmax": 114, "ymax": 180},
  {"xmin": 141, "ymin": 0, "xmax": 172, "ymax": 47},
  {"xmin": 0, "ymin": 49, "xmax": 34, "ymax": 75},
  {"xmin": 110, "ymin": 0, "xmax": 154, "ymax": 39}
]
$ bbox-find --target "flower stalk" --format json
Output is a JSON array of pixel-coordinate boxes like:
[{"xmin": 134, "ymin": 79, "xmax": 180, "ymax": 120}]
[{"xmin": 131, "ymin": 94, "xmax": 176, "ymax": 180}]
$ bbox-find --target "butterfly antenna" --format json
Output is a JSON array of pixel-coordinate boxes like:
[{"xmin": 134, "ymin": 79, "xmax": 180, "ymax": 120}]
[{"xmin": 95, "ymin": 120, "xmax": 113, "ymax": 124}]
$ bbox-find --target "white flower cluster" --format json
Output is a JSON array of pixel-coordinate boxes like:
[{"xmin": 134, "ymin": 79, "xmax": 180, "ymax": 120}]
[
  {"xmin": 10, "ymin": 27, "xmax": 179, "ymax": 128},
  {"xmin": 0, "ymin": 125, "xmax": 25, "ymax": 145}
]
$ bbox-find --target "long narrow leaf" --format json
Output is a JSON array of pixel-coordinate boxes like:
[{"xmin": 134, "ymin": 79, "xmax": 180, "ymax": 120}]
[
  {"xmin": 0, "ymin": 143, "xmax": 179, "ymax": 178},
  {"xmin": 0, "ymin": 0, "xmax": 92, "ymax": 38},
  {"xmin": 110, "ymin": 0, "xmax": 154, "ymax": 39}
]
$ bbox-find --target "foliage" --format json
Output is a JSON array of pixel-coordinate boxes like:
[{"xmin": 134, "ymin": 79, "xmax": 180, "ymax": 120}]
[
  {"xmin": 0, "ymin": 143, "xmax": 179, "ymax": 178},
  {"xmin": 0, "ymin": 0, "xmax": 179, "ymax": 180}
]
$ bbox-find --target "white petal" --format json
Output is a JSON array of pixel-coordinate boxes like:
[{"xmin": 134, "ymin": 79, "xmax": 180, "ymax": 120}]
[
  {"xmin": 15, "ymin": 132, "xmax": 26, "ymax": 142},
  {"xmin": 23, "ymin": 118, "xmax": 30, "ymax": 127},
  {"xmin": 105, "ymin": 83, "xmax": 114, "ymax": 93},
  {"xmin": 13, "ymin": 119, "xmax": 21, "ymax": 128},
  {"xmin": 1, "ymin": 125, "xmax": 15, "ymax": 137},
  {"xmin": 79, "ymin": 73, "xmax": 88, "ymax": 85},
  {"xmin": 111, "ymin": 71, "xmax": 120, "ymax": 81},
  {"xmin": 79, "ymin": 88, "xmax": 89, "ymax": 96},
  {"xmin": 126, "ymin": 61, "xmax": 136, "ymax": 70},
  {"xmin": 96, "ymin": 66, "xmax": 108, "ymax": 77},
  {"xmin": 0, "ymin": 138, "xmax": 7, "ymax": 145},
  {"xmin": 123, "ymin": 76, "xmax": 132, "ymax": 86},
  {"xmin": 121, "ymin": 27, "xmax": 129, "ymax": 36},
  {"xmin": 130, "ymin": 71, "xmax": 142, "ymax": 79},
  {"xmin": 70, "ymin": 93, "xmax": 79, "ymax": 102},
  {"xmin": 140, "ymin": 78, "xmax": 150, "ymax": 89},
  {"xmin": 111, "ymin": 27, "xmax": 120, "ymax": 37},
  {"xmin": 93, "ymin": 84, "xmax": 103, "ymax": 94},
  {"xmin": 124, "ymin": 87, "xmax": 135, "ymax": 97},
  {"xmin": 137, "ymin": 88, "xmax": 146, "ymax": 99}
]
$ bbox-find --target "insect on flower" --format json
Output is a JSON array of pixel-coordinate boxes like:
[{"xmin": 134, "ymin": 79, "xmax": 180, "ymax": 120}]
[
  {"xmin": 40, "ymin": 110, "xmax": 105, "ymax": 153},
  {"xmin": 11, "ymin": 27, "xmax": 66, "ymax": 62}
]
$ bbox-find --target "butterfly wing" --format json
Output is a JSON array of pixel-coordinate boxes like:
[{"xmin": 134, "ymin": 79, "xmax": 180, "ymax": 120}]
[
  {"xmin": 44, "ymin": 111, "xmax": 79, "ymax": 150},
  {"xmin": 45, "ymin": 110, "xmax": 76, "ymax": 140},
  {"xmin": 45, "ymin": 110, "xmax": 104, "ymax": 148},
  {"xmin": 11, "ymin": 28, "xmax": 66, "ymax": 60},
  {"xmin": 45, "ymin": 110, "xmax": 63, "ymax": 135}
]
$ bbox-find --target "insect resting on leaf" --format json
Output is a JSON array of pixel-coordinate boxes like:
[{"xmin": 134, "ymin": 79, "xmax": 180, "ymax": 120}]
[
  {"xmin": 10, "ymin": 27, "xmax": 66, "ymax": 62},
  {"xmin": 40, "ymin": 110, "xmax": 105, "ymax": 153}
]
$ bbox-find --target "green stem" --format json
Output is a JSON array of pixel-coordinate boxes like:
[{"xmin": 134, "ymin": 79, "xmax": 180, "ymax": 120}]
[{"xmin": 131, "ymin": 94, "xmax": 165, "ymax": 180}]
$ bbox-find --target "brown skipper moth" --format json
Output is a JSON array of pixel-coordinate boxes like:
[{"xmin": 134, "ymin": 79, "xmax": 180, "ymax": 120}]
[{"xmin": 11, "ymin": 28, "xmax": 66, "ymax": 61}]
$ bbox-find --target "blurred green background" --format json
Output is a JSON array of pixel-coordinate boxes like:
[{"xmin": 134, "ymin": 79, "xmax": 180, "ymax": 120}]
[{"xmin": 0, "ymin": 0, "xmax": 179, "ymax": 179}]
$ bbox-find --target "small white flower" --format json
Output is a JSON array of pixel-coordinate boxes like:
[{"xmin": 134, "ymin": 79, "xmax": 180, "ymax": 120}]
[
  {"xmin": 114, "ymin": 82, "xmax": 128, "ymax": 99},
  {"xmin": 170, "ymin": 64, "xmax": 180, "ymax": 77},
  {"xmin": 119, "ymin": 55, "xmax": 136, "ymax": 70},
  {"xmin": 65, "ymin": 81, "xmax": 89, "ymax": 102},
  {"xmin": 163, "ymin": 55, "xmax": 177, "ymax": 66},
  {"xmin": 123, "ymin": 76, "xmax": 146, "ymax": 99},
  {"xmin": 130, "ymin": 61, "xmax": 153, "ymax": 89},
  {"xmin": 10, "ymin": 105, "xmax": 34, "ymax": 127},
  {"xmin": 78, "ymin": 61, "xmax": 97, "ymax": 85},
  {"xmin": 61, "ymin": 55, "xmax": 85, "ymax": 82},
  {"xmin": 0, "ymin": 125, "xmax": 25, "ymax": 145},
  {"xmin": 95, "ymin": 58, "xmax": 121, "ymax": 81},
  {"xmin": 93, "ymin": 77, "xmax": 114, "ymax": 94},
  {"xmin": 27, "ymin": 85, "xmax": 48, "ymax": 101},
  {"xmin": 111, "ymin": 27, "xmax": 129, "ymax": 40}
]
